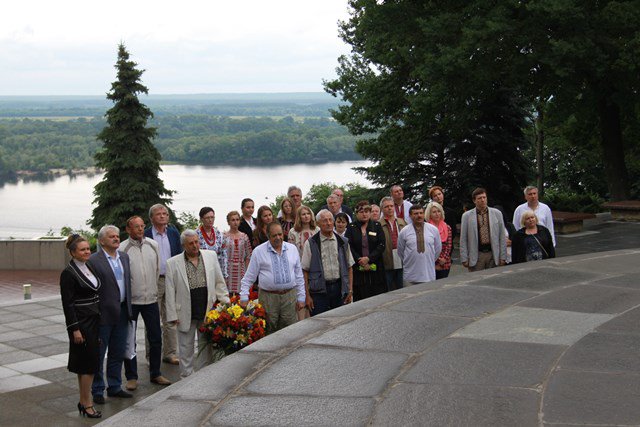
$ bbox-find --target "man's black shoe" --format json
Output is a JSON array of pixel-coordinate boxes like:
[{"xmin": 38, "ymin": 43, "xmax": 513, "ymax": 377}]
[
  {"xmin": 107, "ymin": 390, "xmax": 133, "ymax": 398},
  {"xmin": 93, "ymin": 395, "xmax": 105, "ymax": 404}
]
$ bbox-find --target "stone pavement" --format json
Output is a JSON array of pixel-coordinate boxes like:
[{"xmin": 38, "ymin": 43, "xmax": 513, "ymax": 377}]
[
  {"xmin": 0, "ymin": 220, "xmax": 639, "ymax": 426},
  {"xmin": 97, "ymin": 247, "xmax": 640, "ymax": 426},
  {"xmin": 0, "ymin": 298, "xmax": 181, "ymax": 426}
]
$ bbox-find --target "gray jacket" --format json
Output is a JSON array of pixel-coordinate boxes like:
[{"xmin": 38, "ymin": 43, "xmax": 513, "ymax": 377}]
[{"xmin": 460, "ymin": 207, "xmax": 507, "ymax": 267}]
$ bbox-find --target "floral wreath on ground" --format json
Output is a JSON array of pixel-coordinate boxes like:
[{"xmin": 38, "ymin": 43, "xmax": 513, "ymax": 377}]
[{"xmin": 199, "ymin": 289, "xmax": 266, "ymax": 357}]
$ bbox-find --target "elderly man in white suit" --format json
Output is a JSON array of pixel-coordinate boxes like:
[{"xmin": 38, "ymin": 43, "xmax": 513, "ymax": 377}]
[
  {"xmin": 460, "ymin": 188, "xmax": 507, "ymax": 272},
  {"xmin": 165, "ymin": 229, "xmax": 230, "ymax": 377}
]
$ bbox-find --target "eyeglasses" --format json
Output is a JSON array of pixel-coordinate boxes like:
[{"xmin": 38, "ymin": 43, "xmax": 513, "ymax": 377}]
[{"xmin": 357, "ymin": 206, "xmax": 372, "ymax": 213}]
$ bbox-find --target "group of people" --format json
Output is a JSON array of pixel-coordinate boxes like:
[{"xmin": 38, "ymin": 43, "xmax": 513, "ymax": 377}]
[{"xmin": 60, "ymin": 183, "xmax": 556, "ymax": 418}]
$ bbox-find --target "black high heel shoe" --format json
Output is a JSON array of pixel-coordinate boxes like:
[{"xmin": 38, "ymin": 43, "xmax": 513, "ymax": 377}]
[{"xmin": 78, "ymin": 402, "xmax": 102, "ymax": 418}]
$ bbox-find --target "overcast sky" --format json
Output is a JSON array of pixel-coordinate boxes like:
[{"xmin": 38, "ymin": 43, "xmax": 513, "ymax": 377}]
[{"xmin": 0, "ymin": 0, "xmax": 352, "ymax": 96}]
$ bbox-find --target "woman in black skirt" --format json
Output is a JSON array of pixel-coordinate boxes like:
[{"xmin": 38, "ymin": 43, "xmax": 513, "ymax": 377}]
[{"xmin": 60, "ymin": 234, "xmax": 102, "ymax": 418}]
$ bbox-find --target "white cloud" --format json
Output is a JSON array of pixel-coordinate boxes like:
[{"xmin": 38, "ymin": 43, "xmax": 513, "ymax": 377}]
[{"xmin": 0, "ymin": 0, "xmax": 352, "ymax": 95}]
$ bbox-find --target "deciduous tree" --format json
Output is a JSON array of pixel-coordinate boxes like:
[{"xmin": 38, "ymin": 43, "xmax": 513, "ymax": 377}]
[{"xmin": 324, "ymin": 0, "xmax": 530, "ymax": 212}]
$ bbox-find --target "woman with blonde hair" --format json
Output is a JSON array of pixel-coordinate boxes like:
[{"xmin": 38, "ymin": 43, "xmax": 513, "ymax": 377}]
[
  {"xmin": 426, "ymin": 201, "xmax": 452, "ymax": 279},
  {"xmin": 288, "ymin": 205, "xmax": 319, "ymax": 258},
  {"xmin": 511, "ymin": 210, "xmax": 555, "ymax": 263}
]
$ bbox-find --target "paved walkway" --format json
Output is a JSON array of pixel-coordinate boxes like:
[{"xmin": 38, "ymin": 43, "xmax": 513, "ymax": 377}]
[{"xmin": 0, "ymin": 220, "xmax": 638, "ymax": 425}]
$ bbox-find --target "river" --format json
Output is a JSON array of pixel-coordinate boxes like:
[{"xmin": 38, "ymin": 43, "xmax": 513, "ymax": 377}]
[{"xmin": 0, "ymin": 161, "xmax": 372, "ymax": 238}]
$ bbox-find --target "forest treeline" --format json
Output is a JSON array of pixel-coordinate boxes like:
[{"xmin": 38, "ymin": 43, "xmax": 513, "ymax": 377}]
[
  {"xmin": 0, "ymin": 93, "xmax": 337, "ymax": 118},
  {"xmin": 0, "ymin": 115, "xmax": 362, "ymax": 175}
]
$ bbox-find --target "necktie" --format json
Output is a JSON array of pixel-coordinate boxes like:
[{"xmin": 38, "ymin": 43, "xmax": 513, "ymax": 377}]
[{"xmin": 414, "ymin": 224, "xmax": 425, "ymax": 253}]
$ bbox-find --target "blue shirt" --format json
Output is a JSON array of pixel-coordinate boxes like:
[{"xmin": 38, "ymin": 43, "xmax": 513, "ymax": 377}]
[
  {"xmin": 152, "ymin": 227, "xmax": 172, "ymax": 275},
  {"xmin": 105, "ymin": 251, "xmax": 126, "ymax": 302}
]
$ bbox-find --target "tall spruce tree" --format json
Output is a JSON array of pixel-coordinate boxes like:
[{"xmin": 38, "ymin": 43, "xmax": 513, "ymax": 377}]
[{"xmin": 89, "ymin": 43, "xmax": 174, "ymax": 231}]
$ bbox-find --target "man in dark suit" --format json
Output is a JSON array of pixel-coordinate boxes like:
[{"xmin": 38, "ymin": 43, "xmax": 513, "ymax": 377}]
[
  {"xmin": 144, "ymin": 204, "xmax": 181, "ymax": 365},
  {"xmin": 89, "ymin": 225, "xmax": 133, "ymax": 403},
  {"xmin": 238, "ymin": 198, "xmax": 256, "ymax": 239}
]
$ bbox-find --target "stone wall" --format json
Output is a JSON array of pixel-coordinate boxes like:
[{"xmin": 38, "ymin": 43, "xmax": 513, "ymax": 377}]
[{"xmin": 0, "ymin": 239, "xmax": 69, "ymax": 270}]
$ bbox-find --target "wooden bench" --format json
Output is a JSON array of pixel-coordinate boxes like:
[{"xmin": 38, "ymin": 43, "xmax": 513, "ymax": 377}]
[
  {"xmin": 602, "ymin": 200, "xmax": 640, "ymax": 221},
  {"xmin": 552, "ymin": 211, "xmax": 596, "ymax": 234}
]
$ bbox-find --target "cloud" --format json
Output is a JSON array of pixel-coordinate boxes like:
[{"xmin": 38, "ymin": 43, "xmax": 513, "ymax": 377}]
[{"xmin": 0, "ymin": 0, "xmax": 351, "ymax": 95}]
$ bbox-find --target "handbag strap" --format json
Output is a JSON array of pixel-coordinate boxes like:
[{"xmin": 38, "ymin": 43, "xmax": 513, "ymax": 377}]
[{"xmin": 532, "ymin": 234, "xmax": 549, "ymax": 258}]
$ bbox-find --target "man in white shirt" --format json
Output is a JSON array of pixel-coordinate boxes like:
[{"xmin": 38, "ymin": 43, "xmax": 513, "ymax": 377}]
[
  {"xmin": 512, "ymin": 186, "xmax": 556, "ymax": 247},
  {"xmin": 397, "ymin": 205, "xmax": 442, "ymax": 285},
  {"xmin": 240, "ymin": 222, "xmax": 305, "ymax": 332},
  {"xmin": 391, "ymin": 185, "xmax": 413, "ymax": 224}
]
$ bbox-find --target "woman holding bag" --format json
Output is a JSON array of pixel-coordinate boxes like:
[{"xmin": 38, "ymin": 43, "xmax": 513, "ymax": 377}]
[{"xmin": 512, "ymin": 210, "xmax": 556, "ymax": 263}]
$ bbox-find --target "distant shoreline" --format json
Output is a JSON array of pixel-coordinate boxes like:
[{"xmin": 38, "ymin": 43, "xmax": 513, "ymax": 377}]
[
  {"xmin": 15, "ymin": 167, "xmax": 101, "ymax": 179},
  {"xmin": 9, "ymin": 157, "xmax": 365, "ymax": 181}
]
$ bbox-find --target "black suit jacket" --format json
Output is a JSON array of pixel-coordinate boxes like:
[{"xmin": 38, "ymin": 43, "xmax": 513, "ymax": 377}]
[
  {"xmin": 239, "ymin": 217, "xmax": 256, "ymax": 240},
  {"xmin": 345, "ymin": 220, "xmax": 386, "ymax": 269},
  {"xmin": 88, "ymin": 250, "xmax": 133, "ymax": 325},
  {"xmin": 59, "ymin": 262, "xmax": 101, "ymax": 333}
]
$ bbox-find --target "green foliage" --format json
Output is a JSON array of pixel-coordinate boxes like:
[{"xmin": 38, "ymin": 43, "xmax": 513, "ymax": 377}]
[
  {"xmin": 154, "ymin": 116, "xmax": 361, "ymax": 164},
  {"xmin": 325, "ymin": 0, "xmax": 640, "ymax": 206},
  {"xmin": 324, "ymin": 1, "xmax": 531, "ymax": 214},
  {"xmin": 89, "ymin": 44, "xmax": 174, "ymax": 231},
  {"xmin": 60, "ymin": 226, "xmax": 98, "ymax": 251},
  {"xmin": 177, "ymin": 211, "xmax": 199, "ymax": 230},
  {"xmin": 0, "ymin": 116, "xmax": 361, "ymax": 173},
  {"xmin": 544, "ymin": 190, "xmax": 605, "ymax": 214},
  {"xmin": 521, "ymin": 0, "xmax": 640, "ymax": 199},
  {"xmin": 0, "ymin": 147, "xmax": 15, "ymax": 180}
]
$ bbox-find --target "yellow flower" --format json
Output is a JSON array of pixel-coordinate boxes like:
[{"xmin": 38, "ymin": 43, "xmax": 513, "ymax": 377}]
[
  {"xmin": 227, "ymin": 304, "xmax": 244, "ymax": 319},
  {"xmin": 207, "ymin": 310, "xmax": 220, "ymax": 321}
]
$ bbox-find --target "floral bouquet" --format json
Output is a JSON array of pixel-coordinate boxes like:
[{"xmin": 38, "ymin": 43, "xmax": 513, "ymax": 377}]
[{"xmin": 199, "ymin": 293, "xmax": 267, "ymax": 359}]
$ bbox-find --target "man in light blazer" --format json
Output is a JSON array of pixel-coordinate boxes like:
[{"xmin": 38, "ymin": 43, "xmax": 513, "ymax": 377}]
[
  {"xmin": 89, "ymin": 225, "xmax": 133, "ymax": 403},
  {"xmin": 460, "ymin": 188, "xmax": 507, "ymax": 272},
  {"xmin": 165, "ymin": 229, "xmax": 230, "ymax": 378}
]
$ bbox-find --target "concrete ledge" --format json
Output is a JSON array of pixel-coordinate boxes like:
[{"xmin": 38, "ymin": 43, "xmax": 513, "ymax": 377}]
[
  {"xmin": 603, "ymin": 200, "xmax": 640, "ymax": 221},
  {"xmin": 98, "ymin": 248, "xmax": 640, "ymax": 426},
  {"xmin": 0, "ymin": 239, "xmax": 69, "ymax": 270},
  {"xmin": 552, "ymin": 211, "xmax": 597, "ymax": 234}
]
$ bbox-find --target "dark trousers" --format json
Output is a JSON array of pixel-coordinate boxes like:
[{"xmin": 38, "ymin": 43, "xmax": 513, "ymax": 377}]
[
  {"xmin": 124, "ymin": 302, "xmax": 162, "ymax": 380},
  {"xmin": 385, "ymin": 269, "xmax": 403, "ymax": 291},
  {"xmin": 436, "ymin": 269, "xmax": 450, "ymax": 280},
  {"xmin": 93, "ymin": 302, "xmax": 128, "ymax": 397},
  {"xmin": 310, "ymin": 280, "xmax": 343, "ymax": 316}
]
